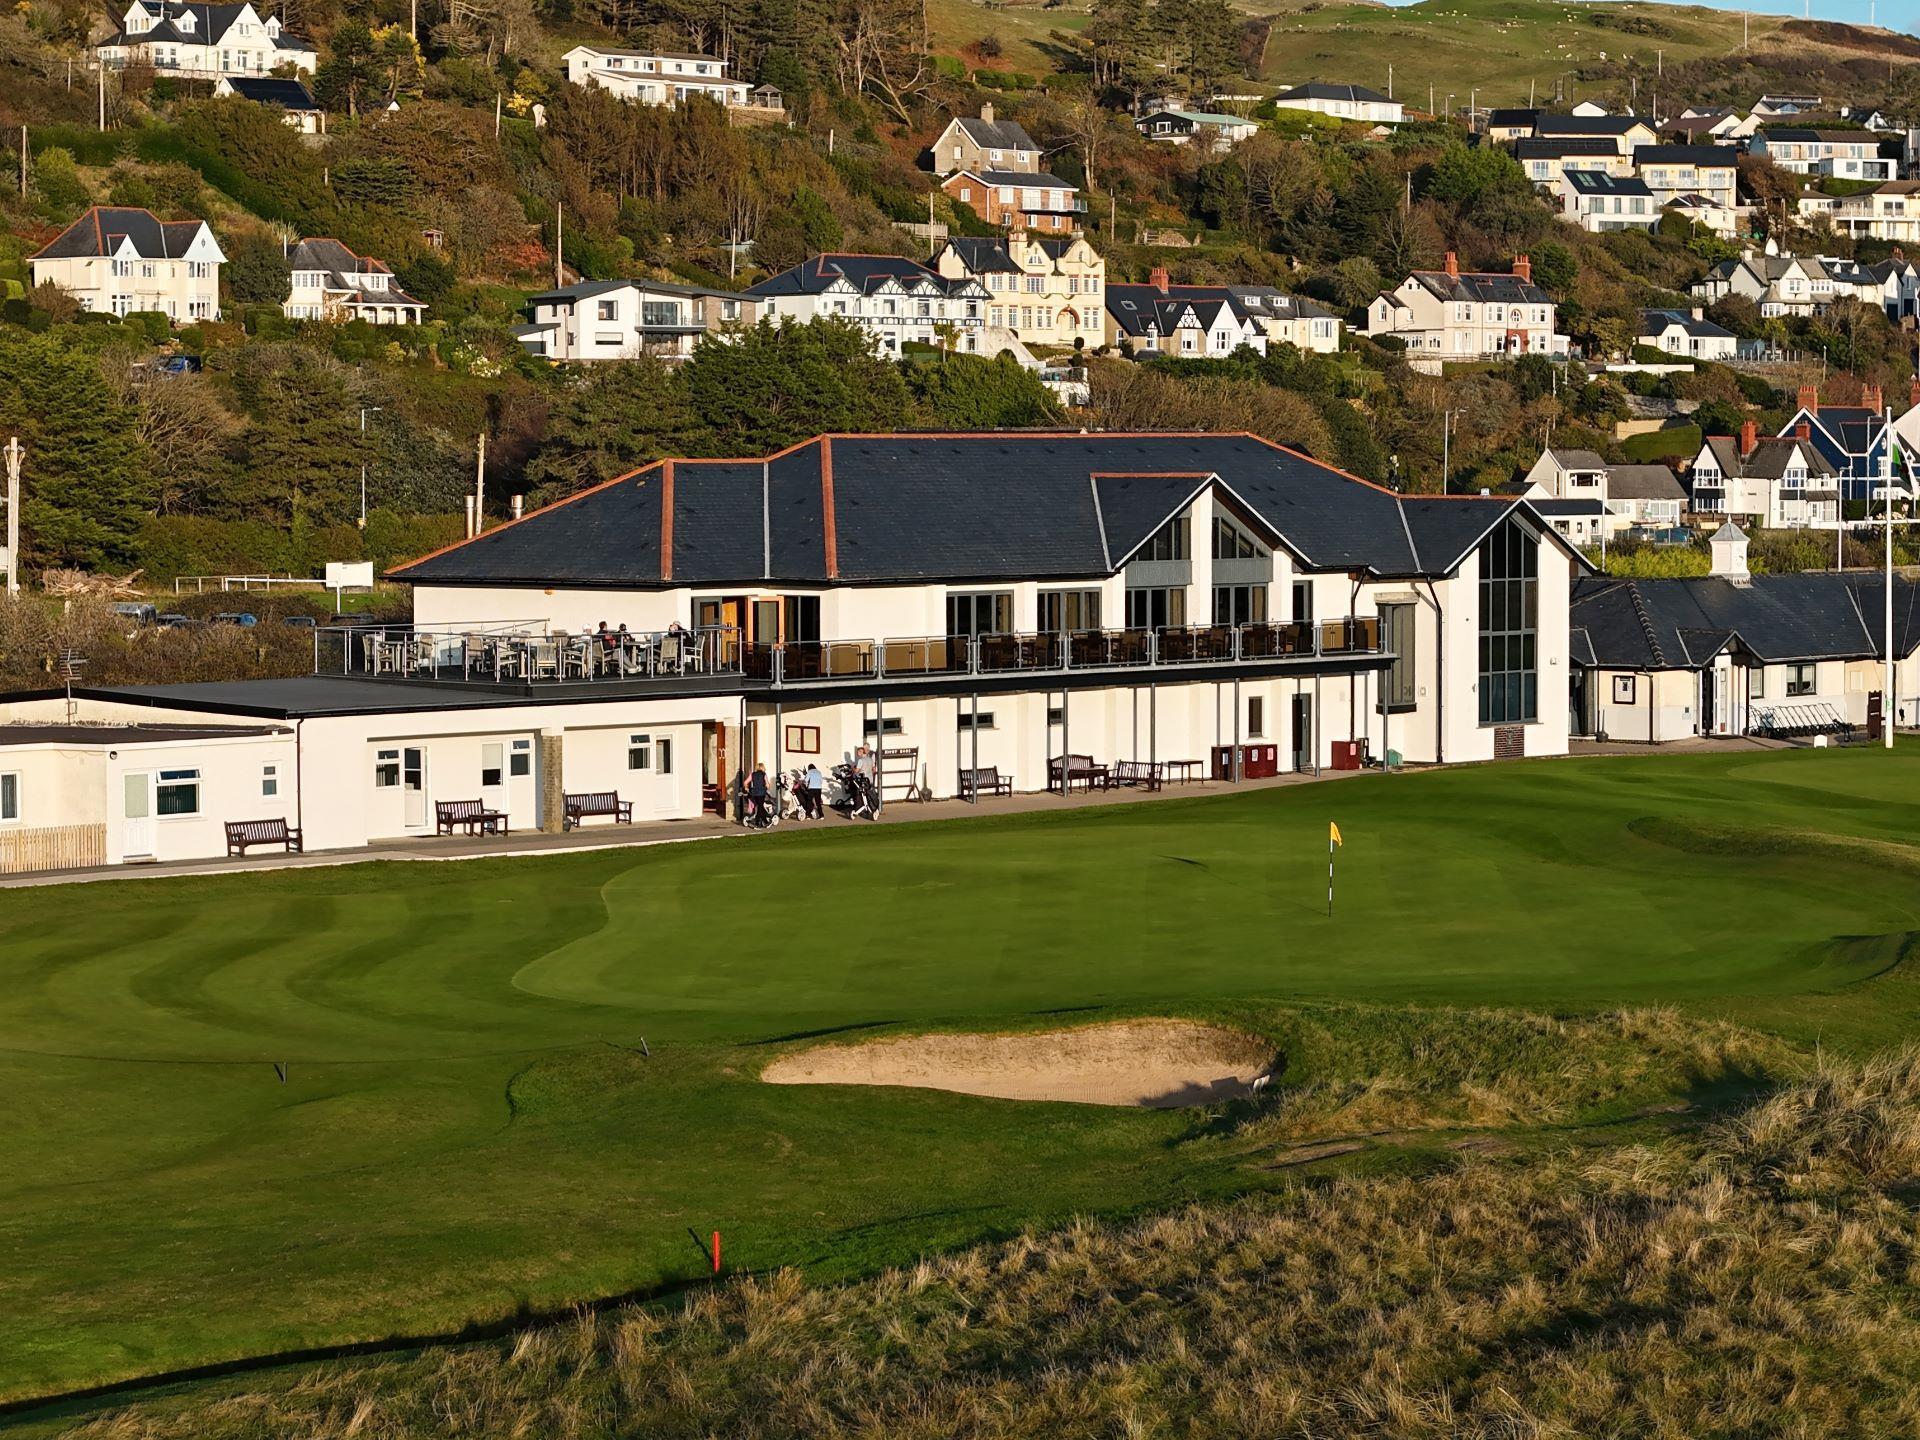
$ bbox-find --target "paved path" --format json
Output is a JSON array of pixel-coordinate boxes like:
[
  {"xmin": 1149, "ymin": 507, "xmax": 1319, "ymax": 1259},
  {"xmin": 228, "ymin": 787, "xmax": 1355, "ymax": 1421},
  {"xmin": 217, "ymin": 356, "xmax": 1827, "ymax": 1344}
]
[{"xmin": 0, "ymin": 766, "xmax": 1375, "ymax": 889}]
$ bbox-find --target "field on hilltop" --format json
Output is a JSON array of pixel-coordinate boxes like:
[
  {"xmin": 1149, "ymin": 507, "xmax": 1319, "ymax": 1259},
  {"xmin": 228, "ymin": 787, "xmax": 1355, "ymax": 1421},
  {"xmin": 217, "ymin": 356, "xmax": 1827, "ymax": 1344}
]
[
  {"xmin": 924, "ymin": 0, "xmax": 1915, "ymax": 110},
  {"xmin": 5, "ymin": 745, "xmax": 1920, "ymax": 1429}
]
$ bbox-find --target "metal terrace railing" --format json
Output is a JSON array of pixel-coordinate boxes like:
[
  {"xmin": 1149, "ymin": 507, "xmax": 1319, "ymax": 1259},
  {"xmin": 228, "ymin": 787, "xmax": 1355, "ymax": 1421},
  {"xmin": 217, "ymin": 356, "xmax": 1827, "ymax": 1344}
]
[{"xmin": 314, "ymin": 617, "xmax": 1384, "ymax": 688}]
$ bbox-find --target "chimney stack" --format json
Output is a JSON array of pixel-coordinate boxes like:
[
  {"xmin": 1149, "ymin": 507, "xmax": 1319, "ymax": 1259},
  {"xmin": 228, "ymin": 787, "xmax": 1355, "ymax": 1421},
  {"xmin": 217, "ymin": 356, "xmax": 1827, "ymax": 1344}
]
[
  {"xmin": 1864, "ymin": 382, "xmax": 1884, "ymax": 414},
  {"xmin": 1149, "ymin": 265, "xmax": 1170, "ymax": 294},
  {"xmin": 1512, "ymin": 252, "xmax": 1531, "ymax": 283},
  {"xmin": 1740, "ymin": 418, "xmax": 1757, "ymax": 457},
  {"xmin": 1796, "ymin": 420, "xmax": 1811, "ymax": 441},
  {"xmin": 979, "ymin": 102, "xmax": 994, "ymax": 125},
  {"xmin": 1798, "ymin": 383, "xmax": 1819, "ymax": 415},
  {"xmin": 1909, "ymin": 374, "xmax": 1920, "ymax": 410},
  {"xmin": 1444, "ymin": 250, "xmax": 1460, "ymax": 279}
]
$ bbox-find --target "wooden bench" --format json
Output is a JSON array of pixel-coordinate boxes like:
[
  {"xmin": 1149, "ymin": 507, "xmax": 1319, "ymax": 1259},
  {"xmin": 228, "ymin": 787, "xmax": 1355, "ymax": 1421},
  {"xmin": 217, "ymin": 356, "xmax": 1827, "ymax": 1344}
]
[
  {"xmin": 1048, "ymin": 754, "xmax": 1111, "ymax": 793},
  {"xmin": 958, "ymin": 766, "xmax": 1014, "ymax": 799},
  {"xmin": 224, "ymin": 817, "xmax": 303, "ymax": 856},
  {"xmin": 1111, "ymin": 760, "xmax": 1163, "ymax": 791},
  {"xmin": 565, "ymin": 791, "xmax": 633, "ymax": 829},
  {"xmin": 435, "ymin": 799, "xmax": 509, "ymax": 837}
]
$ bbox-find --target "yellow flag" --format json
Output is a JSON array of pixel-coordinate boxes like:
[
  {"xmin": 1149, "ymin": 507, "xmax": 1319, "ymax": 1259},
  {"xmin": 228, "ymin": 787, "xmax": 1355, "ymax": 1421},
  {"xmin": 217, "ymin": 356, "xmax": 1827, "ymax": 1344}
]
[{"xmin": 1329, "ymin": 822, "xmax": 1343, "ymax": 847}]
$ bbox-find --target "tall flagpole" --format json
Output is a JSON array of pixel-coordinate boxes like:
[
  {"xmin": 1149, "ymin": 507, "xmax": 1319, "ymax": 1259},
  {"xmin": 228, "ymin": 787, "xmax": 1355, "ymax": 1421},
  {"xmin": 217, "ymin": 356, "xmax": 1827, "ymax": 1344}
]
[{"xmin": 1888, "ymin": 405, "xmax": 1897, "ymax": 750}]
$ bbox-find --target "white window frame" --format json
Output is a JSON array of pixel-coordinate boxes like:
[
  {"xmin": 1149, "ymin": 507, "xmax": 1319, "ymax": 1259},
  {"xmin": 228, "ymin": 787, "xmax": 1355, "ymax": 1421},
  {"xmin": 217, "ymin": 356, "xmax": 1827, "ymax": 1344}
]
[
  {"xmin": 0, "ymin": 770, "xmax": 18, "ymax": 823},
  {"xmin": 156, "ymin": 768, "xmax": 202, "ymax": 818}
]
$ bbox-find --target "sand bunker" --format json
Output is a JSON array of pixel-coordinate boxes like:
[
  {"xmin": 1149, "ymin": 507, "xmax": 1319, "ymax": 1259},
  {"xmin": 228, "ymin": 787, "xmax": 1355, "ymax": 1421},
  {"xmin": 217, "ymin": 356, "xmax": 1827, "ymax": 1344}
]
[{"xmin": 761, "ymin": 1020, "xmax": 1275, "ymax": 1108}]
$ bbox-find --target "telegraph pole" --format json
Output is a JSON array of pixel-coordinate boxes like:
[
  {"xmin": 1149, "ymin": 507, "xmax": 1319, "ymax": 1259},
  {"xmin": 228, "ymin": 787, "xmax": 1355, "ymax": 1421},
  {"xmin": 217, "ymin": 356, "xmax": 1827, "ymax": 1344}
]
[
  {"xmin": 473, "ymin": 431, "xmax": 488, "ymax": 537},
  {"xmin": 3, "ymin": 436, "xmax": 21, "ymax": 598}
]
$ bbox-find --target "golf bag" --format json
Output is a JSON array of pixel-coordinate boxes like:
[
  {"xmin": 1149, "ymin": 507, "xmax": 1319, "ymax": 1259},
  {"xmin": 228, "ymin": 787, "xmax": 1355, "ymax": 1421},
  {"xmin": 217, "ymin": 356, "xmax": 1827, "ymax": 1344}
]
[
  {"xmin": 741, "ymin": 776, "xmax": 782, "ymax": 830},
  {"xmin": 831, "ymin": 762, "xmax": 880, "ymax": 820},
  {"xmin": 781, "ymin": 770, "xmax": 808, "ymax": 822}
]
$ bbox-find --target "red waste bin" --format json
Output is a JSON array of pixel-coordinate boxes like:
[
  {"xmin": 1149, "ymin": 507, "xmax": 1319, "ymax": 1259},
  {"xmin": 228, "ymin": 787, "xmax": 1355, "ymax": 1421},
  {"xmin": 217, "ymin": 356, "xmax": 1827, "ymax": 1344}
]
[{"xmin": 1330, "ymin": 741, "xmax": 1362, "ymax": 771}]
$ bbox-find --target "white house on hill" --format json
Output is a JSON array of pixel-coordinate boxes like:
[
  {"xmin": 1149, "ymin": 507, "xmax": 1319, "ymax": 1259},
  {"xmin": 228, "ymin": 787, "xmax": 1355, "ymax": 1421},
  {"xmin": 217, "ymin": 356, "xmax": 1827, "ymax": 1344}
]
[
  {"xmin": 1271, "ymin": 82, "xmax": 1402, "ymax": 125},
  {"xmin": 745, "ymin": 254, "xmax": 990, "ymax": 356},
  {"xmin": 283, "ymin": 239, "xmax": 425, "ymax": 325},
  {"xmin": 97, "ymin": 1, "xmax": 314, "ymax": 78},
  {"xmin": 28, "ymin": 205, "xmax": 223, "ymax": 323},
  {"xmin": 561, "ymin": 46, "xmax": 748, "ymax": 108},
  {"xmin": 1365, "ymin": 252, "xmax": 1563, "ymax": 360}
]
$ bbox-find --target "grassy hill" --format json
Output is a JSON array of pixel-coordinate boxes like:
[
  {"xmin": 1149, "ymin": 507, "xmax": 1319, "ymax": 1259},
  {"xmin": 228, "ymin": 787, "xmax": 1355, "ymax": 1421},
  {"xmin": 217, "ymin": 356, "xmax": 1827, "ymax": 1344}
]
[{"xmin": 927, "ymin": 0, "xmax": 1913, "ymax": 112}]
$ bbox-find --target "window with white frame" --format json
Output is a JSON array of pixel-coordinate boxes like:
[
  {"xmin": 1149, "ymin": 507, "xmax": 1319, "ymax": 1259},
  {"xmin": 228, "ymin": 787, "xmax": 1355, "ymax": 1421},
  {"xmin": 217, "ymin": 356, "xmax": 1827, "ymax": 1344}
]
[
  {"xmin": 156, "ymin": 769, "xmax": 201, "ymax": 817},
  {"xmin": 510, "ymin": 738, "xmax": 531, "ymax": 777},
  {"xmin": 261, "ymin": 764, "xmax": 279, "ymax": 798},
  {"xmin": 0, "ymin": 771, "xmax": 18, "ymax": 822},
  {"xmin": 1786, "ymin": 663, "xmax": 1816, "ymax": 696},
  {"xmin": 481, "ymin": 743, "xmax": 504, "ymax": 788},
  {"xmin": 374, "ymin": 748, "xmax": 400, "ymax": 787}
]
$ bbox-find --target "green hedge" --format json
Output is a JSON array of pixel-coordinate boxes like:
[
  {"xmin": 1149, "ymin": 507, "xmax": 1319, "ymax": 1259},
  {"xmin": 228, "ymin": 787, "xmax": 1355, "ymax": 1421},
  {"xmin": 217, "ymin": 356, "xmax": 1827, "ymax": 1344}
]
[{"xmin": 135, "ymin": 510, "xmax": 467, "ymax": 583}]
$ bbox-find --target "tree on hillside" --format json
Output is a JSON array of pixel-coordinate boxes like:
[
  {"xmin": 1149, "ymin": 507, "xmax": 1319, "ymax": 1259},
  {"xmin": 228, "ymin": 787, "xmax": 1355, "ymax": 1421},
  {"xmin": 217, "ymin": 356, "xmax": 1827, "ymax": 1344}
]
[
  {"xmin": 907, "ymin": 353, "xmax": 1061, "ymax": 430},
  {"xmin": 679, "ymin": 318, "xmax": 914, "ymax": 455},
  {"xmin": 314, "ymin": 21, "xmax": 382, "ymax": 117},
  {"xmin": 226, "ymin": 235, "xmax": 292, "ymax": 306},
  {"xmin": 1180, "ymin": 0, "xmax": 1243, "ymax": 103},
  {"xmin": 1424, "ymin": 144, "xmax": 1530, "ymax": 208},
  {"xmin": 1085, "ymin": 0, "xmax": 1154, "ymax": 107},
  {"xmin": 523, "ymin": 359, "xmax": 703, "ymax": 501},
  {"xmin": 216, "ymin": 344, "xmax": 371, "ymax": 527},
  {"xmin": 0, "ymin": 332, "xmax": 151, "ymax": 568}
]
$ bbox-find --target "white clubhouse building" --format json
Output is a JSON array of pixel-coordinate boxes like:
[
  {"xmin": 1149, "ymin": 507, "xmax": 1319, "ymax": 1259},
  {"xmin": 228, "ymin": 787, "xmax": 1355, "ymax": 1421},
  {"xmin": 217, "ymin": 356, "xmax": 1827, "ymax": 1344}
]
[{"xmin": 0, "ymin": 434, "xmax": 1584, "ymax": 872}]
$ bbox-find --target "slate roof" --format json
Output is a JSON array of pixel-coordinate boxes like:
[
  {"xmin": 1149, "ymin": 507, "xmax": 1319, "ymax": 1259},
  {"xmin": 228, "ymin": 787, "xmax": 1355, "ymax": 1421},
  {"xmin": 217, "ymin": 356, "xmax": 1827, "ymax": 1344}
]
[
  {"xmin": 1698, "ymin": 435, "xmax": 1826, "ymax": 482},
  {"xmin": 1274, "ymin": 82, "xmax": 1394, "ymax": 105},
  {"xmin": 1139, "ymin": 109, "xmax": 1256, "ymax": 128},
  {"xmin": 1106, "ymin": 282, "xmax": 1331, "ymax": 337},
  {"xmin": 1632, "ymin": 144, "xmax": 1737, "ymax": 167},
  {"xmin": 30, "ymin": 206, "xmax": 208, "ymax": 261},
  {"xmin": 220, "ymin": 76, "xmax": 317, "ymax": 109},
  {"xmin": 1757, "ymin": 127, "xmax": 1878, "ymax": 144},
  {"xmin": 1487, "ymin": 108, "xmax": 1540, "ymax": 128},
  {"xmin": 948, "ymin": 113, "xmax": 1037, "ymax": 152},
  {"xmin": 958, "ymin": 169, "xmax": 1076, "ymax": 189},
  {"xmin": 1640, "ymin": 308, "xmax": 1734, "ymax": 339},
  {"xmin": 1513, "ymin": 136, "xmax": 1621, "ymax": 159},
  {"xmin": 1405, "ymin": 269, "xmax": 1552, "ymax": 305},
  {"xmin": 1572, "ymin": 573, "xmax": 1886, "ymax": 668},
  {"xmin": 1784, "ymin": 405, "xmax": 1885, "ymax": 471},
  {"xmin": 938, "ymin": 235, "xmax": 1079, "ymax": 275},
  {"xmin": 389, "ymin": 433, "xmax": 1584, "ymax": 589},
  {"xmin": 1534, "ymin": 114, "xmax": 1651, "ymax": 136},
  {"xmin": 1606, "ymin": 464, "xmax": 1686, "ymax": 501},
  {"xmin": 1542, "ymin": 448, "xmax": 1608, "ymax": 472},
  {"xmin": 1563, "ymin": 170, "xmax": 1653, "ymax": 196},
  {"xmin": 288, "ymin": 238, "xmax": 423, "ymax": 308},
  {"xmin": 110, "ymin": 1, "xmax": 311, "ymax": 49},
  {"xmin": 524, "ymin": 277, "xmax": 751, "ymax": 305},
  {"xmin": 746, "ymin": 254, "xmax": 978, "ymax": 299}
]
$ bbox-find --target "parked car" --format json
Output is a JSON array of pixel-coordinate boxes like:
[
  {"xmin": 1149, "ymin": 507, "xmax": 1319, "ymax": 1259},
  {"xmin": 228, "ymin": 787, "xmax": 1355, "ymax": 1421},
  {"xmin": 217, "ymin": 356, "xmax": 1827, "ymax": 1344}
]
[
  {"xmin": 155, "ymin": 612, "xmax": 197, "ymax": 628},
  {"xmin": 210, "ymin": 612, "xmax": 258, "ymax": 627},
  {"xmin": 282, "ymin": 614, "xmax": 318, "ymax": 628},
  {"xmin": 110, "ymin": 602, "xmax": 158, "ymax": 627}
]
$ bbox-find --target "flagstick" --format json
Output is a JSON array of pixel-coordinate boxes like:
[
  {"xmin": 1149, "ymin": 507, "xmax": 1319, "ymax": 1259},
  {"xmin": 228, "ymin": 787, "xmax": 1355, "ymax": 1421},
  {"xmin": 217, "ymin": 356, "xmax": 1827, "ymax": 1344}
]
[{"xmin": 1327, "ymin": 833, "xmax": 1335, "ymax": 917}]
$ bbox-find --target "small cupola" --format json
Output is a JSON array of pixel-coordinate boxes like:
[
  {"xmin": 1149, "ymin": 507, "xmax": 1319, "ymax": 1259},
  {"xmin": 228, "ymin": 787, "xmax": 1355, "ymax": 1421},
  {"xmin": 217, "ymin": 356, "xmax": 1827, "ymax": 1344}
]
[{"xmin": 1709, "ymin": 520, "xmax": 1750, "ymax": 585}]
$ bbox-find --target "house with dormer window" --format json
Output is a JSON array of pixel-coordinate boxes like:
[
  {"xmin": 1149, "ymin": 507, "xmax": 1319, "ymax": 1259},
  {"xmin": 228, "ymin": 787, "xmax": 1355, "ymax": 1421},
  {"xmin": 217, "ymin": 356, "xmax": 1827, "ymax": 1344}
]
[
  {"xmin": 1365, "ymin": 253, "xmax": 1563, "ymax": 362},
  {"xmin": 930, "ymin": 230, "xmax": 1104, "ymax": 348},
  {"xmin": 97, "ymin": 1, "xmax": 314, "ymax": 78},
  {"xmin": 1689, "ymin": 422, "xmax": 1839, "ymax": 530},
  {"xmin": 745, "ymin": 254, "xmax": 990, "ymax": 356},
  {"xmin": 28, "ymin": 206, "xmax": 223, "ymax": 323},
  {"xmin": 1104, "ymin": 268, "xmax": 1339, "ymax": 357},
  {"xmin": 561, "ymin": 45, "xmax": 748, "ymax": 107},
  {"xmin": 282, "ymin": 239, "xmax": 426, "ymax": 325}
]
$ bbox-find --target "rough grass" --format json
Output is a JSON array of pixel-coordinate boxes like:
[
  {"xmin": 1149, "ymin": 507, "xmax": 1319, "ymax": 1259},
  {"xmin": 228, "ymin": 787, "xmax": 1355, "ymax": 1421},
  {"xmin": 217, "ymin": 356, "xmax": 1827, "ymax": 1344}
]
[
  {"xmin": 1232, "ymin": 1004, "xmax": 1800, "ymax": 1139},
  {"xmin": 51, "ymin": 1049, "xmax": 1920, "ymax": 1439}
]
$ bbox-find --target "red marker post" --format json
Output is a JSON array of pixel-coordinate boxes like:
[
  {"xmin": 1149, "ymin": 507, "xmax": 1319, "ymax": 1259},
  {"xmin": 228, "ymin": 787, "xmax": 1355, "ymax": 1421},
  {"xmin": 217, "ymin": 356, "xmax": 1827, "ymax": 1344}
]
[{"xmin": 711, "ymin": 1230, "xmax": 722, "ymax": 1274}]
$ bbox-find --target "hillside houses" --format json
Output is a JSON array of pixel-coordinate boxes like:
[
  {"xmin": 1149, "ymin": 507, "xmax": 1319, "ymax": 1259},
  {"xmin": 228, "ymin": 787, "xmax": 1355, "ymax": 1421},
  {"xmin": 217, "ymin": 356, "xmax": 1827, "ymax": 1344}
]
[
  {"xmin": 513, "ymin": 279, "xmax": 756, "ymax": 362},
  {"xmin": 1364, "ymin": 253, "xmax": 1563, "ymax": 361},
  {"xmin": 560, "ymin": 46, "xmax": 752, "ymax": 108},
  {"xmin": 1136, "ymin": 110, "xmax": 1259, "ymax": 149},
  {"xmin": 940, "ymin": 170, "xmax": 1084, "ymax": 233},
  {"xmin": 28, "ymin": 205, "xmax": 223, "ymax": 323},
  {"xmin": 929, "ymin": 105, "xmax": 1038, "ymax": 176},
  {"xmin": 1689, "ymin": 423, "xmax": 1840, "ymax": 531},
  {"xmin": 1777, "ymin": 386, "xmax": 1896, "ymax": 503},
  {"xmin": 1521, "ymin": 448, "xmax": 1685, "ymax": 541},
  {"xmin": 97, "ymin": 0, "xmax": 314, "ymax": 78},
  {"xmin": 1749, "ymin": 128, "xmax": 1895, "ymax": 180},
  {"xmin": 1639, "ymin": 309, "xmax": 1735, "ymax": 360},
  {"xmin": 746, "ymin": 254, "xmax": 989, "ymax": 356},
  {"xmin": 1556, "ymin": 170, "xmax": 1655, "ymax": 232},
  {"xmin": 1270, "ymin": 83, "xmax": 1403, "ymax": 126},
  {"xmin": 1103, "ymin": 269, "xmax": 1340, "ymax": 356},
  {"xmin": 931, "ymin": 231, "xmax": 1105, "ymax": 349},
  {"xmin": 283, "ymin": 239, "xmax": 424, "ymax": 326}
]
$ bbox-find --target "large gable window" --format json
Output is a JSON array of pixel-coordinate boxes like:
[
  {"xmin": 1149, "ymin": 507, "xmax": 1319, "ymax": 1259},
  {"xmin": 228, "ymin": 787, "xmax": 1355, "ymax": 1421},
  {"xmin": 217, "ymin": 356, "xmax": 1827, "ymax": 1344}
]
[
  {"xmin": 1136, "ymin": 515, "xmax": 1189, "ymax": 562},
  {"xmin": 1477, "ymin": 521, "xmax": 1538, "ymax": 725}
]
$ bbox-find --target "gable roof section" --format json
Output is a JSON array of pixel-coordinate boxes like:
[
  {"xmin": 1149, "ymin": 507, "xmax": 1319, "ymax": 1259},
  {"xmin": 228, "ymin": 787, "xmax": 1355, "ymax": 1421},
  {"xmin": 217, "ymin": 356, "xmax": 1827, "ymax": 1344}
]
[
  {"xmin": 1275, "ymin": 82, "xmax": 1393, "ymax": 105},
  {"xmin": 30, "ymin": 206, "xmax": 208, "ymax": 261},
  {"xmin": 949, "ymin": 114, "xmax": 1036, "ymax": 152},
  {"xmin": 1573, "ymin": 573, "xmax": 1881, "ymax": 669},
  {"xmin": 747, "ymin": 253, "xmax": 972, "ymax": 299},
  {"xmin": 1534, "ymin": 114, "xmax": 1650, "ymax": 137},
  {"xmin": 1606, "ymin": 464, "xmax": 1686, "ymax": 501},
  {"xmin": 396, "ymin": 434, "xmax": 1599, "ymax": 589},
  {"xmin": 221, "ymin": 76, "xmax": 316, "ymax": 108},
  {"xmin": 1564, "ymin": 170, "xmax": 1652, "ymax": 196}
]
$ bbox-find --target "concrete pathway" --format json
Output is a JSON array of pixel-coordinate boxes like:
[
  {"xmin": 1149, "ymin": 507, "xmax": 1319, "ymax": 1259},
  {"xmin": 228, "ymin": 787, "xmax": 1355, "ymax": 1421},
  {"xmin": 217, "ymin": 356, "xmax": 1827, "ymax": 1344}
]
[{"xmin": 0, "ymin": 765, "xmax": 1376, "ymax": 889}]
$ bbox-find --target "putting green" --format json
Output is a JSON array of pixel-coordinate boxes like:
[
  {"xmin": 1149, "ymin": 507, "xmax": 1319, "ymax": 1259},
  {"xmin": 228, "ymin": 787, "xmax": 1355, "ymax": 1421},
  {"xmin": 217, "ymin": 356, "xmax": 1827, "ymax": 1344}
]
[{"xmin": 2, "ymin": 746, "xmax": 1917, "ymax": 1406}]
